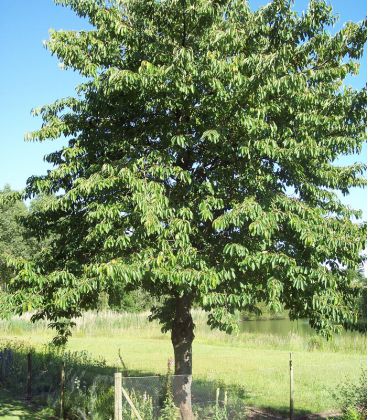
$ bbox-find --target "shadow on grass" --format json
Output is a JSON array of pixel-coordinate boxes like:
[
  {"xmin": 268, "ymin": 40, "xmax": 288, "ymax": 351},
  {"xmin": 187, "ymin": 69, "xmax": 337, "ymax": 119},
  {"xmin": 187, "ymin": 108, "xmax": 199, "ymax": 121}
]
[
  {"xmin": 0, "ymin": 340, "xmax": 339, "ymax": 419},
  {"xmin": 245, "ymin": 405, "xmax": 340, "ymax": 419},
  {"xmin": 0, "ymin": 389, "xmax": 56, "ymax": 419}
]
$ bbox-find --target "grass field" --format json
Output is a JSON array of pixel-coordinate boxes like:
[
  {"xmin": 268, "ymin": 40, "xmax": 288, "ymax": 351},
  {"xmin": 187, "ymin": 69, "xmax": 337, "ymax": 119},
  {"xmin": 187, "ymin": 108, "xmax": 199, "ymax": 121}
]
[{"xmin": 0, "ymin": 311, "xmax": 366, "ymax": 416}]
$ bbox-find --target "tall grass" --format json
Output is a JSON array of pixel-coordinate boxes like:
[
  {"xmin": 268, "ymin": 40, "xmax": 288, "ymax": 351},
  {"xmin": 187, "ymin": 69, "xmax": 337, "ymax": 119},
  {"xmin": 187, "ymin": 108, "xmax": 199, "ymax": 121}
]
[{"xmin": 0, "ymin": 310, "xmax": 366, "ymax": 354}]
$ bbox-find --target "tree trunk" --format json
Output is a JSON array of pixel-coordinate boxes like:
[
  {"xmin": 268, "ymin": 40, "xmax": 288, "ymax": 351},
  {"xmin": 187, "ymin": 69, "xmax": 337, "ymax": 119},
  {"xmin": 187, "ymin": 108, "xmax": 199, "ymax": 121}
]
[{"xmin": 171, "ymin": 295, "xmax": 195, "ymax": 420}]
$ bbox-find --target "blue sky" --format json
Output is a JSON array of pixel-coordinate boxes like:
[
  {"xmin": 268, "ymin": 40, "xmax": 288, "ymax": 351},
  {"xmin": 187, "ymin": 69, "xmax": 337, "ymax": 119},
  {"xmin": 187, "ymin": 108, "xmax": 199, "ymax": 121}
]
[{"xmin": 0, "ymin": 0, "xmax": 366, "ymax": 219}]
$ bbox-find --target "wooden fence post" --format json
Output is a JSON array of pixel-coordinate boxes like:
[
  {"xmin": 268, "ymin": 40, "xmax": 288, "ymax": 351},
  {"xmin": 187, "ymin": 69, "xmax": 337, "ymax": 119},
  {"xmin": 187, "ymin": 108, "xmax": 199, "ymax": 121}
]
[
  {"xmin": 114, "ymin": 372, "xmax": 122, "ymax": 420},
  {"xmin": 26, "ymin": 352, "xmax": 32, "ymax": 401},
  {"xmin": 289, "ymin": 352, "xmax": 294, "ymax": 420},
  {"xmin": 60, "ymin": 361, "xmax": 65, "ymax": 419}
]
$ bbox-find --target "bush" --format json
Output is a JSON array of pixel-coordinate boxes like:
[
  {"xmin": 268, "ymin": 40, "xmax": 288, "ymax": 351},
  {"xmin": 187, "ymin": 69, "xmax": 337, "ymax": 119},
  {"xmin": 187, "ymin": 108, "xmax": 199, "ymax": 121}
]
[
  {"xmin": 342, "ymin": 407, "xmax": 364, "ymax": 420},
  {"xmin": 334, "ymin": 370, "xmax": 367, "ymax": 420},
  {"xmin": 0, "ymin": 339, "xmax": 115, "ymax": 419}
]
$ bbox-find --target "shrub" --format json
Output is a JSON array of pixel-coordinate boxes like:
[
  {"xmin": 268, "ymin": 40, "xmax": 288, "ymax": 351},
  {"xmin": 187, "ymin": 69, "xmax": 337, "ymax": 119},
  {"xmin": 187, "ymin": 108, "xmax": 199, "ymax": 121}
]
[
  {"xmin": 334, "ymin": 369, "xmax": 367, "ymax": 420},
  {"xmin": 0, "ymin": 339, "xmax": 115, "ymax": 419}
]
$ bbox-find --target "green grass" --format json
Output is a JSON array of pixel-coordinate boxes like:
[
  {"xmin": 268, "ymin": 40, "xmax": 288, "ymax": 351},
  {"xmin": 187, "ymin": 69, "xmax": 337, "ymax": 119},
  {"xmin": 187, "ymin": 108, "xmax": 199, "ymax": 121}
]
[
  {"xmin": 57, "ymin": 335, "xmax": 366, "ymax": 413},
  {"xmin": 0, "ymin": 390, "xmax": 54, "ymax": 419},
  {"xmin": 0, "ymin": 310, "xmax": 366, "ymax": 415}
]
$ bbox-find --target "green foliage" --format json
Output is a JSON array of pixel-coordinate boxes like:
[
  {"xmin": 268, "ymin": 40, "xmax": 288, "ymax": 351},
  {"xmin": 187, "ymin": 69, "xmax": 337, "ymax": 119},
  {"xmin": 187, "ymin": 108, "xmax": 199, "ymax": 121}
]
[
  {"xmin": 121, "ymin": 389, "xmax": 154, "ymax": 420},
  {"xmin": 96, "ymin": 291, "xmax": 110, "ymax": 311},
  {"xmin": 334, "ymin": 370, "xmax": 367, "ymax": 420},
  {"xmin": 61, "ymin": 376, "xmax": 115, "ymax": 420},
  {"xmin": 111, "ymin": 289, "xmax": 159, "ymax": 313},
  {"xmin": 0, "ymin": 338, "xmax": 115, "ymax": 419},
  {"xmin": 343, "ymin": 269, "xmax": 367, "ymax": 333},
  {"xmin": 241, "ymin": 301, "xmax": 288, "ymax": 320},
  {"xmin": 0, "ymin": 186, "xmax": 32, "ymax": 288},
  {"xmin": 342, "ymin": 407, "xmax": 363, "ymax": 420},
  {"xmin": 97, "ymin": 288, "xmax": 158, "ymax": 312},
  {"xmin": 90, "ymin": 385, "xmax": 115, "ymax": 419},
  {"xmin": 0, "ymin": 188, "xmax": 54, "ymax": 317},
  {"xmin": 1, "ymin": 0, "xmax": 366, "ymax": 344}
]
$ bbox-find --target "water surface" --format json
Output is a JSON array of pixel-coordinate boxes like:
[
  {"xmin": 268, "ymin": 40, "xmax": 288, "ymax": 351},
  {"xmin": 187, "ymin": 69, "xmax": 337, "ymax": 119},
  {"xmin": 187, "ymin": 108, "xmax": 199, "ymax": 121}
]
[{"xmin": 239, "ymin": 318, "xmax": 360, "ymax": 338}]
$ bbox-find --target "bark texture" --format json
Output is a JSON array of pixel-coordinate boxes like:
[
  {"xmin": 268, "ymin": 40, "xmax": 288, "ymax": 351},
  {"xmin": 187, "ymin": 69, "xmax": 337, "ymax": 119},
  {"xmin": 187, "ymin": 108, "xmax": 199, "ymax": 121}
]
[{"xmin": 171, "ymin": 295, "xmax": 195, "ymax": 420}]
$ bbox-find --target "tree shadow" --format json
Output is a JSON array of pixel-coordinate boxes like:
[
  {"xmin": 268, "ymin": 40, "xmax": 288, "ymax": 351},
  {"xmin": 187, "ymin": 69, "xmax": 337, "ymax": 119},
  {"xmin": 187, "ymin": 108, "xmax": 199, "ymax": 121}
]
[
  {"xmin": 0, "ymin": 389, "xmax": 56, "ymax": 419},
  {"xmin": 244, "ymin": 405, "xmax": 340, "ymax": 419}
]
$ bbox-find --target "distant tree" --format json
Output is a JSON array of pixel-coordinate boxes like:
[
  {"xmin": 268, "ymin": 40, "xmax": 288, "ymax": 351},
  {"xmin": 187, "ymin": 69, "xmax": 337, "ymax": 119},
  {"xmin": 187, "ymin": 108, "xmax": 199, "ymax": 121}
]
[
  {"xmin": 345, "ymin": 268, "xmax": 367, "ymax": 333},
  {"xmin": 1, "ymin": 1, "xmax": 366, "ymax": 417},
  {"xmin": 97, "ymin": 287, "xmax": 157, "ymax": 312},
  {"xmin": 0, "ymin": 186, "xmax": 32, "ymax": 290},
  {"xmin": 0, "ymin": 187, "xmax": 46, "ymax": 314}
]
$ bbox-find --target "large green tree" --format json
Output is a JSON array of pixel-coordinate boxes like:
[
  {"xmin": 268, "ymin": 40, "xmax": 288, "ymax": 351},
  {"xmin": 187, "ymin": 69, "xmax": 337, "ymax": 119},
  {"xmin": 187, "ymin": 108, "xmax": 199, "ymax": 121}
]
[{"xmin": 2, "ymin": 0, "xmax": 366, "ymax": 417}]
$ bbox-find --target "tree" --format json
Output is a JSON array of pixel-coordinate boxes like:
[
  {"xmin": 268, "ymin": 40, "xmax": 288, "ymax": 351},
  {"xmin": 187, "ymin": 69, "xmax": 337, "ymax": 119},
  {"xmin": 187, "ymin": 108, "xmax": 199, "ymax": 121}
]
[
  {"xmin": 345, "ymin": 268, "xmax": 367, "ymax": 333},
  {"xmin": 0, "ymin": 186, "xmax": 33, "ymax": 290},
  {"xmin": 2, "ymin": 1, "xmax": 366, "ymax": 418},
  {"xmin": 0, "ymin": 187, "xmax": 47, "ymax": 314}
]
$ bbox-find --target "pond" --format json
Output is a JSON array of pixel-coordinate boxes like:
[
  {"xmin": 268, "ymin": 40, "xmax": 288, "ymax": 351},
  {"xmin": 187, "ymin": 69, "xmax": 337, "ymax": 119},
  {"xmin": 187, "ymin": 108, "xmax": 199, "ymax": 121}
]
[{"xmin": 238, "ymin": 318, "xmax": 361, "ymax": 337}]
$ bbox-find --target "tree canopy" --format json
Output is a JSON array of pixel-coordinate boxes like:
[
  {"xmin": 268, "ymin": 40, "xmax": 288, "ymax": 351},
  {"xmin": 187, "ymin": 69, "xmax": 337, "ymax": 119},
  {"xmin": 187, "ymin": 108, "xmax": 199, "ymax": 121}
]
[{"xmin": 1, "ymin": 0, "xmax": 366, "ymax": 416}]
